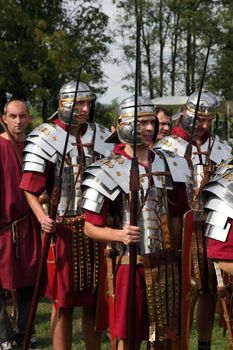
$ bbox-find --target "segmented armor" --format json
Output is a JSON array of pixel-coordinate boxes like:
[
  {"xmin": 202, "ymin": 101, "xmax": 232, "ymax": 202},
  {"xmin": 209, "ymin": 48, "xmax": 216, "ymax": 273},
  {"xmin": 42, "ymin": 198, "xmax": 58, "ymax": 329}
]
[{"xmin": 204, "ymin": 158, "xmax": 233, "ymax": 243}]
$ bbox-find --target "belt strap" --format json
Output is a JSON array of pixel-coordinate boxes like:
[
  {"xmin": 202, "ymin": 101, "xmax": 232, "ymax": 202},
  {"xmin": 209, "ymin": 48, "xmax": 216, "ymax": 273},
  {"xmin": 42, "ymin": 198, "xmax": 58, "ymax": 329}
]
[
  {"xmin": 116, "ymin": 255, "xmax": 143, "ymax": 265},
  {"xmin": 0, "ymin": 212, "xmax": 30, "ymax": 233},
  {"xmin": 0, "ymin": 212, "xmax": 30, "ymax": 258}
]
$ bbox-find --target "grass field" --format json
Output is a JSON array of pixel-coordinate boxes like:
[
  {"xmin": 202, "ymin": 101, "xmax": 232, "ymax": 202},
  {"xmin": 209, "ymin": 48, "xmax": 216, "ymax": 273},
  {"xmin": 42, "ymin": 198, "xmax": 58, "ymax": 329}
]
[{"xmin": 26, "ymin": 297, "xmax": 230, "ymax": 349}]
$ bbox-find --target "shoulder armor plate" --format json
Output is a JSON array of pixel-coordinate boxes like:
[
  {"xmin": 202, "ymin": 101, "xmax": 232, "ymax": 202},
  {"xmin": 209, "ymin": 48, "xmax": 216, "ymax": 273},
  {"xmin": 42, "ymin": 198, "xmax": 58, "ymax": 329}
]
[
  {"xmin": 153, "ymin": 149, "xmax": 191, "ymax": 187},
  {"xmin": 22, "ymin": 123, "xmax": 74, "ymax": 173},
  {"xmin": 93, "ymin": 122, "xmax": 114, "ymax": 157},
  {"xmin": 154, "ymin": 135, "xmax": 188, "ymax": 157},
  {"xmin": 204, "ymin": 162, "xmax": 233, "ymax": 242},
  {"xmin": 82, "ymin": 188, "xmax": 105, "ymax": 214},
  {"xmin": 209, "ymin": 135, "xmax": 232, "ymax": 164}
]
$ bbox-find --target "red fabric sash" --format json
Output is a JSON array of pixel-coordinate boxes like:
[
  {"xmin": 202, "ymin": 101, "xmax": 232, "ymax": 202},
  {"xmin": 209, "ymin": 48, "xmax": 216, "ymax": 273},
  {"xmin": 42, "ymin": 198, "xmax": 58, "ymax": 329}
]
[{"xmin": 46, "ymin": 235, "xmax": 58, "ymax": 312}]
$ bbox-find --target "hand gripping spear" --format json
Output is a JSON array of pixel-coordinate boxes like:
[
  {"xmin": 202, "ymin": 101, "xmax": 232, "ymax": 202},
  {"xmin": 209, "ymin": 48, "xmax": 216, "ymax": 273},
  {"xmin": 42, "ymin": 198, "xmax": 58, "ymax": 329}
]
[
  {"xmin": 127, "ymin": 1, "xmax": 140, "ymax": 349},
  {"xmin": 23, "ymin": 66, "xmax": 82, "ymax": 350}
]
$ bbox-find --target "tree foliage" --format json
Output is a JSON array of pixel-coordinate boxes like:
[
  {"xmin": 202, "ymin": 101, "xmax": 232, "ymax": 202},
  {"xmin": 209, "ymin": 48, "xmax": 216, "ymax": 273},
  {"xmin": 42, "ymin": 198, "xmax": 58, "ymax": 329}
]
[
  {"xmin": 95, "ymin": 99, "xmax": 118, "ymax": 129},
  {"xmin": 113, "ymin": 0, "xmax": 233, "ymax": 102},
  {"xmin": 0, "ymin": 0, "xmax": 112, "ymax": 118},
  {"xmin": 1, "ymin": 0, "xmax": 232, "ymax": 125},
  {"xmin": 208, "ymin": 1, "xmax": 233, "ymax": 100}
]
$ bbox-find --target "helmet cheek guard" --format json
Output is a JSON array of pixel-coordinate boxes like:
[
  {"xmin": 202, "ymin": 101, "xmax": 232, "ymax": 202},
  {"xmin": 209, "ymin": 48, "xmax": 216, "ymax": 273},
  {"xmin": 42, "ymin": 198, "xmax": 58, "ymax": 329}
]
[
  {"xmin": 58, "ymin": 80, "xmax": 95, "ymax": 126},
  {"xmin": 180, "ymin": 89, "xmax": 219, "ymax": 134},
  {"xmin": 57, "ymin": 102, "xmax": 81, "ymax": 126},
  {"xmin": 117, "ymin": 118, "xmax": 142, "ymax": 145},
  {"xmin": 179, "ymin": 111, "xmax": 195, "ymax": 135}
]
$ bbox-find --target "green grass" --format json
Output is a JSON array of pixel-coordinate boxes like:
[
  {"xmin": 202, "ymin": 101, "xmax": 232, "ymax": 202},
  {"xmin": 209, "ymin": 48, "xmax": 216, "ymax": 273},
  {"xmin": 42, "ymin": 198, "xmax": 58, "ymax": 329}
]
[
  {"xmin": 30, "ymin": 298, "xmax": 112, "ymax": 350},
  {"xmin": 189, "ymin": 318, "xmax": 230, "ymax": 350},
  {"xmin": 28, "ymin": 298, "xmax": 230, "ymax": 349},
  {"xmin": 6, "ymin": 296, "xmax": 230, "ymax": 349}
]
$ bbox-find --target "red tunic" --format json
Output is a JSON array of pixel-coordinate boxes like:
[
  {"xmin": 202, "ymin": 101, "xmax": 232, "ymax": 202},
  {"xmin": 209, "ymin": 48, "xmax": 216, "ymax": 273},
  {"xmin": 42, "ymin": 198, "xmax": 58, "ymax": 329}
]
[
  {"xmin": 171, "ymin": 124, "xmax": 209, "ymax": 144},
  {"xmin": 19, "ymin": 128, "xmax": 96, "ymax": 309},
  {"xmin": 171, "ymin": 125, "xmax": 189, "ymax": 141},
  {"xmin": 207, "ymin": 220, "xmax": 233, "ymax": 260},
  {"xmin": 0, "ymin": 136, "xmax": 41, "ymax": 290},
  {"xmin": 85, "ymin": 144, "xmax": 189, "ymax": 340}
]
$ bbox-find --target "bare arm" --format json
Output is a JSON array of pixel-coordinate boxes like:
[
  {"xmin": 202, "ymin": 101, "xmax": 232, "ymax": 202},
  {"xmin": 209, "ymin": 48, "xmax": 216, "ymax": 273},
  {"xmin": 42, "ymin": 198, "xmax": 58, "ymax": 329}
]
[
  {"xmin": 84, "ymin": 221, "xmax": 141, "ymax": 246},
  {"xmin": 24, "ymin": 190, "xmax": 56, "ymax": 233},
  {"xmin": 219, "ymin": 261, "xmax": 233, "ymax": 276}
]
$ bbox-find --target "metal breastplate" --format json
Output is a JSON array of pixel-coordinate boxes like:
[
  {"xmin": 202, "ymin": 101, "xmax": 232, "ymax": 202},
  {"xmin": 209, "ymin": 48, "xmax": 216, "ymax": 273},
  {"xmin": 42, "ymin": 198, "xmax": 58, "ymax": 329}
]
[
  {"xmin": 191, "ymin": 140, "xmax": 210, "ymax": 166},
  {"xmin": 82, "ymin": 122, "xmax": 114, "ymax": 159},
  {"xmin": 56, "ymin": 135, "xmax": 106, "ymax": 216},
  {"xmin": 56, "ymin": 155, "xmax": 83, "ymax": 216},
  {"xmin": 192, "ymin": 135, "xmax": 232, "ymax": 166},
  {"xmin": 56, "ymin": 151, "xmax": 103, "ymax": 216},
  {"xmin": 122, "ymin": 187, "xmax": 164, "ymax": 255}
]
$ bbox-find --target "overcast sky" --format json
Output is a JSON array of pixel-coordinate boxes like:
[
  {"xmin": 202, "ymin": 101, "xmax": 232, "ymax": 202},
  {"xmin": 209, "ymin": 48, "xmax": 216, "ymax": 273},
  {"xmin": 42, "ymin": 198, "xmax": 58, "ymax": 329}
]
[{"xmin": 99, "ymin": 0, "xmax": 129, "ymax": 104}]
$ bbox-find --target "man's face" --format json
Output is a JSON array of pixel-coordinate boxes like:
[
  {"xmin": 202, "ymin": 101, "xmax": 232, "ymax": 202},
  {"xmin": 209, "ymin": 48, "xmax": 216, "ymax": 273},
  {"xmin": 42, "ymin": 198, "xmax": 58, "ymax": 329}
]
[
  {"xmin": 156, "ymin": 111, "xmax": 171, "ymax": 141},
  {"xmin": 137, "ymin": 115, "xmax": 156, "ymax": 146},
  {"xmin": 74, "ymin": 100, "xmax": 91, "ymax": 125},
  {"xmin": 59, "ymin": 99, "xmax": 91, "ymax": 125},
  {"xmin": 194, "ymin": 115, "xmax": 215, "ymax": 139},
  {"xmin": 2, "ymin": 101, "xmax": 31, "ymax": 137}
]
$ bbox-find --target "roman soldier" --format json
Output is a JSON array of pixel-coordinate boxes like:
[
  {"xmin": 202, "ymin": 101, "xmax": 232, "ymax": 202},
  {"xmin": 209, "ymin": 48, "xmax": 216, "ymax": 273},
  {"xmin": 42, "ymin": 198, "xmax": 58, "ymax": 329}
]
[
  {"xmin": 155, "ymin": 90, "xmax": 232, "ymax": 350},
  {"xmin": 20, "ymin": 81, "xmax": 113, "ymax": 350},
  {"xmin": 81, "ymin": 95, "xmax": 190, "ymax": 349}
]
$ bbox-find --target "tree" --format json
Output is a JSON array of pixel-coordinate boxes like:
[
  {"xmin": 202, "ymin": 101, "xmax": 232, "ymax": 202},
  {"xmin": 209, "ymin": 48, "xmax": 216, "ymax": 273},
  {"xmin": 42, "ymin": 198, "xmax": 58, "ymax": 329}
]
[
  {"xmin": 0, "ymin": 0, "xmax": 112, "ymax": 117},
  {"xmin": 113, "ymin": 0, "xmax": 228, "ymax": 100},
  {"xmin": 95, "ymin": 99, "xmax": 118, "ymax": 129},
  {"xmin": 209, "ymin": 1, "xmax": 233, "ymax": 100}
]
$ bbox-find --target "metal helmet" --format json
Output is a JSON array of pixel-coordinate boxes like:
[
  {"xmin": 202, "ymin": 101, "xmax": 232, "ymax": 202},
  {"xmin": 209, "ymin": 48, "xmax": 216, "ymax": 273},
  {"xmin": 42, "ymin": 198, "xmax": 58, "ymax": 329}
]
[
  {"xmin": 58, "ymin": 80, "xmax": 95, "ymax": 126},
  {"xmin": 179, "ymin": 89, "xmax": 220, "ymax": 134},
  {"xmin": 116, "ymin": 95, "xmax": 158, "ymax": 145}
]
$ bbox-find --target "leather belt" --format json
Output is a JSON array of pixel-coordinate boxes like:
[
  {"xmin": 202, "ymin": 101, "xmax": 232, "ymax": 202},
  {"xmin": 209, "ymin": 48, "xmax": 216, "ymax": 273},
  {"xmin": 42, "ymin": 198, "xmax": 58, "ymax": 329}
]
[
  {"xmin": 116, "ymin": 255, "xmax": 143, "ymax": 265},
  {"xmin": 0, "ymin": 212, "xmax": 30, "ymax": 258}
]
